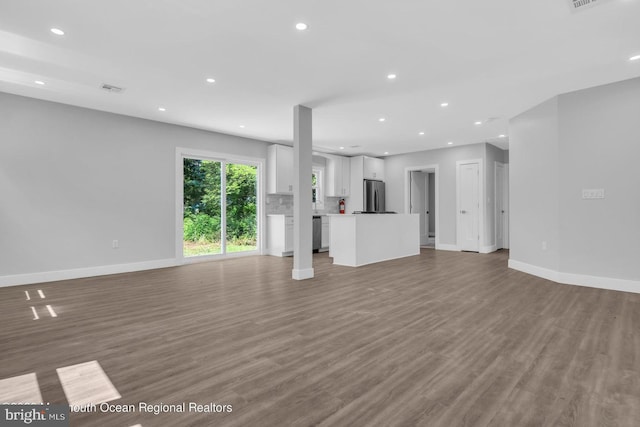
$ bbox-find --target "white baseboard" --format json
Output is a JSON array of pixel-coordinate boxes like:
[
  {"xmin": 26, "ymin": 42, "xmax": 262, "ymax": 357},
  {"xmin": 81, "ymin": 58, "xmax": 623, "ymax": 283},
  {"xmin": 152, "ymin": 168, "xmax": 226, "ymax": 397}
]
[
  {"xmin": 480, "ymin": 244, "xmax": 498, "ymax": 254},
  {"xmin": 292, "ymin": 268, "xmax": 314, "ymax": 280},
  {"xmin": 436, "ymin": 243, "xmax": 459, "ymax": 252},
  {"xmin": 508, "ymin": 259, "xmax": 640, "ymax": 294},
  {"xmin": 508, "ymin": 259, "xmax": 559, "ymax": 282},
  {"xmin": 0, "ymin": 258, "xmax": 179, "ymax": 288}
]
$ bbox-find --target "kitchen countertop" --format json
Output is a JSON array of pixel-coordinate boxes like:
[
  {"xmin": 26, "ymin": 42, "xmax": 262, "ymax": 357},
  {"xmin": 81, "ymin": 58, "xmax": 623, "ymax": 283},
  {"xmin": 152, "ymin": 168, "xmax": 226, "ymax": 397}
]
[{"xmin": 267, "ymin": 213, "xmax": 334, "ymax": 217}]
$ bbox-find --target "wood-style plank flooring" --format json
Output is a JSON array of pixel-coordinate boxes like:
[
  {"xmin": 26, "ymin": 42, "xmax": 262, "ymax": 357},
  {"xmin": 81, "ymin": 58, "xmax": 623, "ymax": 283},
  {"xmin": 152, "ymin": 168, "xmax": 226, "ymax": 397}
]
[{"xmin": 1, "ymin": 250, "xmax": 639, "ymax": 426}]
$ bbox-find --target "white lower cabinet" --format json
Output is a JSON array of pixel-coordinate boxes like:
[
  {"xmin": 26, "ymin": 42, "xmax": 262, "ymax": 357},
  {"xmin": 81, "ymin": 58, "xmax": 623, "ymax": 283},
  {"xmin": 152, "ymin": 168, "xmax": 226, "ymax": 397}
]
[
  {"xmin": 267, "ymin": 215, "xmax": 293, "ymax": 257},
  {"xmin": 321, "ymin": 216, "xmax": 330, "ymax": 251}
]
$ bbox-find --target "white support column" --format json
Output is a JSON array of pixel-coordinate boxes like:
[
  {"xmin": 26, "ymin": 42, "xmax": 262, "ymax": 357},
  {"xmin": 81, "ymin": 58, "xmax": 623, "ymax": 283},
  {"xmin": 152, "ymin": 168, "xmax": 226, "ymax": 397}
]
[{"xmin": 292, "ymin": 105, "xmax": 314, "ymax": 280}]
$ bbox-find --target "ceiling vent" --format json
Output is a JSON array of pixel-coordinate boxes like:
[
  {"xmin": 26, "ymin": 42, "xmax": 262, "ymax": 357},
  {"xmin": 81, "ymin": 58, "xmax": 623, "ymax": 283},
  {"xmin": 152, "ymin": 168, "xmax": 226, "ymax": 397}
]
[
  {"xmin": 566, "ymin": 0, "xmax": 613, "ymax": 13},
  {"xmin": 101, "ymin": 83, "xmax": 124, "ymax": 93}
]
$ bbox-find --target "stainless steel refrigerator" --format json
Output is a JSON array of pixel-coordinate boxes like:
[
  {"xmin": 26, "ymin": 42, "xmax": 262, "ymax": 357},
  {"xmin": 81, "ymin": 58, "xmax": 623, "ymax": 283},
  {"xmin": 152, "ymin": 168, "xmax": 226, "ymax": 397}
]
[{"xmin": 363, "ymin": 179, "xmax": 386, "ymax": 212}]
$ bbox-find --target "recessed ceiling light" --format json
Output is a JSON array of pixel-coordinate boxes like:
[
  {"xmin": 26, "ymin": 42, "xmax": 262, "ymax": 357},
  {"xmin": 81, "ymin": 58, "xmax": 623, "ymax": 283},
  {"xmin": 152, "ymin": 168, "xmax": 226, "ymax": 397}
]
[
  {"xmin": 447, "ymin": 142, "xmax": 453, "ymax": 145},
  {"xmin": 384, "ymin": 152, "xmax": 389, "ymax": 155},
  {"xmin": 295, "ymin": 23, "xmax": 308, "ymax": 31},
  {"xmin": 339, "ymin": 146, "xmax": 345, "ymax": 150},
  {"xmin": 499, "ymin": 134, "xmax": 506, "ymax": 138},
  {"xmin": 419, "ymin": 132, "xmax": 425, "ymax": 136},
  {"xmin": 34, "ymin": 80, "xmax": 45, "ymax": 85},
  {"xmin": 206, "ymin": 78, "xmax": 215, "ymax": 83},
  {"xmin": 630, "ymin": 54, "xmax": 640, "ymax": 61},
  {"xmin": 239, "ymin": 125, "xmax": 245, "ymax": 128},
  {"xmin": 440, "ymin": 102, "xmax": 449, "ymax": 107},
  {"xmin": 379, "ymin": 118, "xmax": 386, "ymax": 122},
  {"xmin": 474, "ymin": 121, "xmax": 482, "ymax": 125},
  {"xmin": 158, "ymin": 107, "xmax": 166, "ymax": 112},
  {"xmin": 50, "ymin": 28, "xmax": 65, "ymax": 36},
  {"xmin": 387, "ymin": 74, "xmax": 397, "ymax": 80}
]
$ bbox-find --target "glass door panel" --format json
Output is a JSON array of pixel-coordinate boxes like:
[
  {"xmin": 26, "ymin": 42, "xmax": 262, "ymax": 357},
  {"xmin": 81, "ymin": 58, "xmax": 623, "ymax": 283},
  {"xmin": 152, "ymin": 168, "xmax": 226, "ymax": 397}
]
[
  {"xmin": 183, "ymin": 158, "xmax": 222, "ymax": 257},
  {"xmin": 225, "ymin": 163, "xmax": 258, "ymax": 253}
]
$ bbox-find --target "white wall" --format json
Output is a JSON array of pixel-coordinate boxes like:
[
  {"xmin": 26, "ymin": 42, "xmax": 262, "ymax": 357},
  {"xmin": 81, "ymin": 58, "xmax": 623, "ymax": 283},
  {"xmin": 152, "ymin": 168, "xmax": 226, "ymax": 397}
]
[
  {"xmin": 557, "ymin": 78, "xmax": 640, "ymax": 281},
  {"xmin": 384, "ymin": 144, "xmax": 484, "ymax": 247},
  {"xmin": 509, "ymin": 76, "xmax": 640, "ymax": 290},
  {"xmin": 0, "ymin": 92, "xmax": 269, "ymax": 282},
  {"xmin": 509, "ymin": 97, "xmax": 560, "ymax": 272}
]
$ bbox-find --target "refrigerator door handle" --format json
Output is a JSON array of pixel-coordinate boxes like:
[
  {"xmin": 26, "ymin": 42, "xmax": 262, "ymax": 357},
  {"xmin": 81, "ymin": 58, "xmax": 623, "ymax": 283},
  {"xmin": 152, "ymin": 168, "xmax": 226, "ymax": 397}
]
[{"xmin": 374, "ymin": 189, "xmax": 378, "ymax": 211}]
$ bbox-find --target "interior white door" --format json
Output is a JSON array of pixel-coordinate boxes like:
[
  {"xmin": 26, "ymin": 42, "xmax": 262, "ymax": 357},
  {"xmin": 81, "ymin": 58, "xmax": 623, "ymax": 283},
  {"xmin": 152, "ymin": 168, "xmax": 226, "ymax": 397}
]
[
  {"xmin": 410, "ymin": 171, "xmax": 429, "ymax": 246},
  {"xmin": 424, "ymin": 173, "xmax": 430, "ymax": 244},
  {"xmin": 458, "ymin": 163, "xmax": 479, "ymax": 252},
  {"xmin": 505, "ymin": 165, "xmax": 509, "ymax": 248},
  {"xmin": 496, "ymin": 163, "xmax": 506, "ymax": 249}
]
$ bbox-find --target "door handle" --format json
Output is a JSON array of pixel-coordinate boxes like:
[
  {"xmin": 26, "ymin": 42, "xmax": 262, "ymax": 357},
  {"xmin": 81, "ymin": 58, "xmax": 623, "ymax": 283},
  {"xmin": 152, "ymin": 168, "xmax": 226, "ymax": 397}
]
[
  {"xmin": 501, "ymin": 210, "xmax": 505, "ymax": 214},
  {"xmin": 460, "ymin": 210, "xmax": 467, "ymax": 214}
]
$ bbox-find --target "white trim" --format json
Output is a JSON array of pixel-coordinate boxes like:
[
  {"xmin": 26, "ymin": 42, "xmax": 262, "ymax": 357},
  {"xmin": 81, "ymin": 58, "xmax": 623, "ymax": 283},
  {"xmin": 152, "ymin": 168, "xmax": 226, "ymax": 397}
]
[
  {"xmin": 183, "ymin": 250, "xmax": 260, "ymax": 264},
  {"xmin": 292, "ymin": 268, "xmax": 314, "ymax": 280},
  {"xmin": 508, "ymin": 259, "xmax": 640, "ymax": 294},
  {"xmin": 221, "ymin": 159, "xmax": 228, "ymax": 255},
  {"xmin": 175, "ymin": 151, "xmax": 184, "ymax": 260},
  {"xmin": 508, "ymin": 259, "xmax": 560, "ymax": 281},
  {"xmin": 435, "ymin": 243, "xmax": 459, "ymax": 251},
  {"xmin": 0, "ymin": 258, "xmax": 179, "ymax": 288},
  {"xmin": 456, "ymin": 159, "xmax": 484, "ymax": 252},
  {"xmin": 312, "ymin": 166, "xmax": 325, "ymax": 210},
  {"xmin": 403, "ymin": 164, "xmax": 440, "ymax": 249},
  {"xmin": 480, "ymin": 244, "xmax": 498, "ymax": 254}
]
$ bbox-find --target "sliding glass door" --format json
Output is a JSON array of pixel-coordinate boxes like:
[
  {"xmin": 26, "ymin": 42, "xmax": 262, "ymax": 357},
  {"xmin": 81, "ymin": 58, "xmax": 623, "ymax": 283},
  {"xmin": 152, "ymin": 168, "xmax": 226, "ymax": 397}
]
[{"xmin": 182, "ymin": 155, "xmax": 258, "ymax": 258}]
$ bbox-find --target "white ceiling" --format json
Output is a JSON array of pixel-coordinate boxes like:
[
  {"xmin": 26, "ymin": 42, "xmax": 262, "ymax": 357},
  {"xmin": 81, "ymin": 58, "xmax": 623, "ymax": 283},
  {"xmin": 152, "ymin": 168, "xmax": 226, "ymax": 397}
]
[{"xmin": 0, "ymin": 0, "xmax": 639, "ymax": 156}]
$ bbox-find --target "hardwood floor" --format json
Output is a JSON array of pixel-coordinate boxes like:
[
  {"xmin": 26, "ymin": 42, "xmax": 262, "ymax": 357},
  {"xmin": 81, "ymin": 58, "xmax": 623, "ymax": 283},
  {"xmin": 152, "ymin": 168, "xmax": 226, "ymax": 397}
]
[{"xmin": 1, "ymin": 250, "xmax": 639, "ymax": 426}]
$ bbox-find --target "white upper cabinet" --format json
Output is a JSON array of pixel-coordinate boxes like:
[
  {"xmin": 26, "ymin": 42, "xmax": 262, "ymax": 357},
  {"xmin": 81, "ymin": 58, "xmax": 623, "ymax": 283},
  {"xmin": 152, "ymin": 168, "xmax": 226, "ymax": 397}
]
[
  {"xmin": 363, "ymin": 156, "xmax": 384, "ymax": 181},
  {"xmin": 341, "ymin": 157, "xmax": 351, "ymax": 196},
  {"xmin": 325, "ymin": 154, "xmax": 351, "ymax": 197},
  {"xmin": 267, "ymin": 144, "xmax": 294, "ymax": 194}
]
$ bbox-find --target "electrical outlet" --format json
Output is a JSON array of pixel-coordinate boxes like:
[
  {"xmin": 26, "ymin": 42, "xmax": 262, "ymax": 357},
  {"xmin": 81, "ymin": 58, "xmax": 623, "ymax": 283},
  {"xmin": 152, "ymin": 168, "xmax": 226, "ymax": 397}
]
[
  {"xmin": 542, "ymin": 241, "xmax": 547, "ymax": 251},
  {"xmin": 112, "ymin": 240, "xmax": 119, "ymax": 249}
]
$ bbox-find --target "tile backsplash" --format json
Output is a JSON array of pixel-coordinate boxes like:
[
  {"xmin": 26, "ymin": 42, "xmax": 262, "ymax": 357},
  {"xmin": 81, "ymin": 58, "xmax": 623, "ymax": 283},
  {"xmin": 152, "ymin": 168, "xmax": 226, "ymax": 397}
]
[
  {"xmin": 266, "ymin": 194, "xmax": 294, "ymax": 215},
  {"xmin": 322, "ymin": 197, "xmax": 342, "ymax": 214},
  {"xmin": 266, "ymin": 194, "xmax": 342, "ymax": 215}
]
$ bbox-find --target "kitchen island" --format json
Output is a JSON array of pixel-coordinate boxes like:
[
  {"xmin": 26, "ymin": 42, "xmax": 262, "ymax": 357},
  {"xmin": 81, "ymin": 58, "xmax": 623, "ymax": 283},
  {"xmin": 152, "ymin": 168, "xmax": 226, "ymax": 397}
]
[{"xmin": 329, "ymin": 213, "xmax": 420, "ymax": 267}]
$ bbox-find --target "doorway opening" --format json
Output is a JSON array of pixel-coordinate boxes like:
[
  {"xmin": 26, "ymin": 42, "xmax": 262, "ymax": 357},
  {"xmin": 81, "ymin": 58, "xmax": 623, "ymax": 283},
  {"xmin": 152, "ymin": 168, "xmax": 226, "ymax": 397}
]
[
  {"xmin": 404, "ymin": 165, "xmax": 439, "ymax": 249},
  {"xmin": 495, "ymin": 162, "xmax": 509, "ymax": 250}
]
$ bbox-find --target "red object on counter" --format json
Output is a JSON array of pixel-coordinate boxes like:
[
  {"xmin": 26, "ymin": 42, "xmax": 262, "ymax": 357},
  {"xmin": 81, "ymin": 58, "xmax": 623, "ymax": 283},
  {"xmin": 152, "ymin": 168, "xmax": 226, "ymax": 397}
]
[{"xmin": 339, "ymin": 199, "xmax": 345, "ymax": 214}]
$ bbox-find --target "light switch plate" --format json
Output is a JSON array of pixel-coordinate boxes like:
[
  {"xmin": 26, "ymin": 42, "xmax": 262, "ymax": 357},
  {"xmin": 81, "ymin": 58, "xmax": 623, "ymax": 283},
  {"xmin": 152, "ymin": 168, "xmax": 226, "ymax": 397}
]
[{"xmin": 582, "ymin": 189, "xmax": 605, "ymax": 199}]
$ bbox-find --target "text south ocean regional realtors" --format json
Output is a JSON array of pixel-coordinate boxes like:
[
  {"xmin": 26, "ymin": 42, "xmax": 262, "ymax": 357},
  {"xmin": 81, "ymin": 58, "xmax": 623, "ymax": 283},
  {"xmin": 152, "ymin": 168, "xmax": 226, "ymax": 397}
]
[{"xmin": 70, "ymin": 402, "xmax": 233, "ymax": 415}]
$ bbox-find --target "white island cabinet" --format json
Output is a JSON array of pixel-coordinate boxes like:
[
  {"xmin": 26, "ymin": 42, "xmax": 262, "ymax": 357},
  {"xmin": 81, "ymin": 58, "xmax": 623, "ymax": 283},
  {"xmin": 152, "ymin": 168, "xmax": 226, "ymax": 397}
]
[{"xmin": 329, "ymin": 214, "xmax": 419, "ymax": 267}]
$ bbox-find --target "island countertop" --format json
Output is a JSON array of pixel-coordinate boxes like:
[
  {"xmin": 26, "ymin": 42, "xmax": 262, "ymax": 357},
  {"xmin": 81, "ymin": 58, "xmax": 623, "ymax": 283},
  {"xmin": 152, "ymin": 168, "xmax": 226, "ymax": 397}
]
[{"xmin": 329, "ymin": 213, "xmax": 420, "ymax": 267}]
